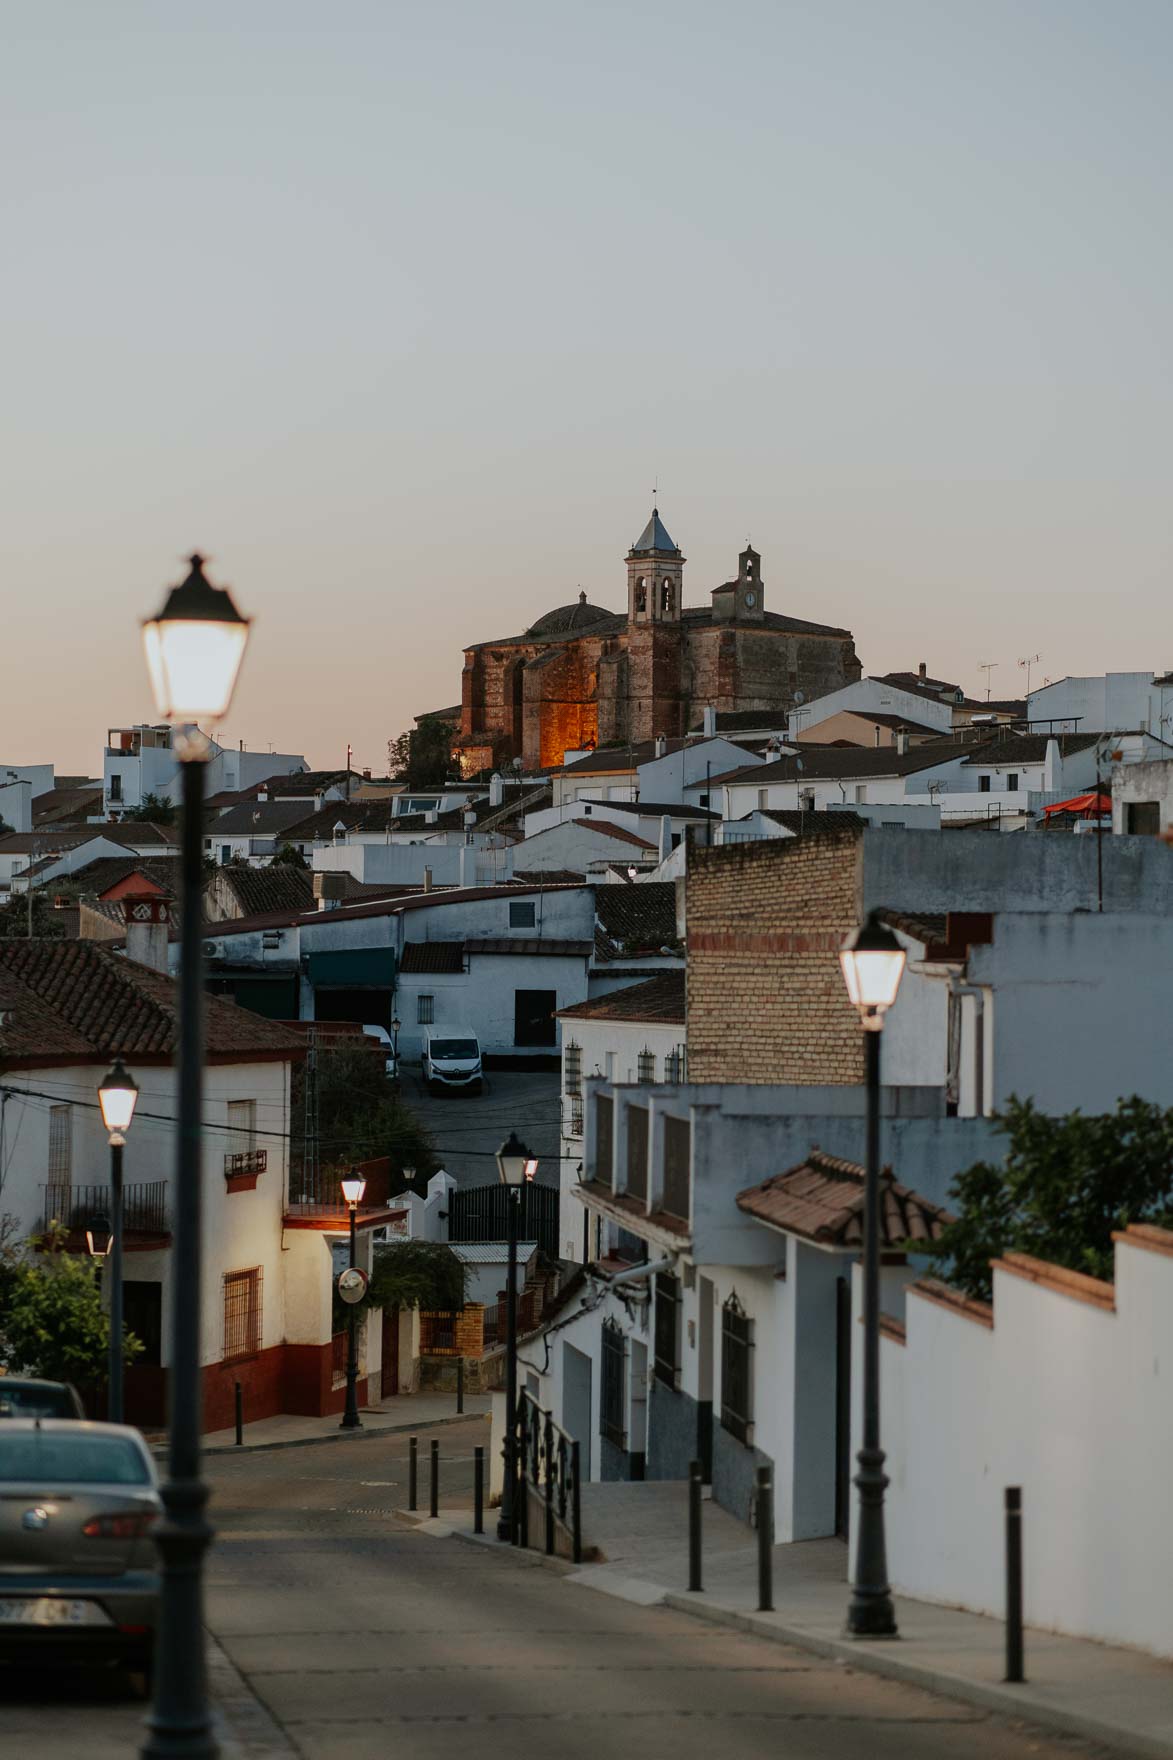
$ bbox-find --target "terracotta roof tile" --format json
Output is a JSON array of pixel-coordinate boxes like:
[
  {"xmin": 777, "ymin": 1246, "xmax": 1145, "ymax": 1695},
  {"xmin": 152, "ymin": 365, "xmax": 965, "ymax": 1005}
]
[
  {"xmin": 558, "ymin": 971, "xmax": 686, "ymax": 1024},
  {"xmin": 736, "ymin": 1149, "xmax": 953, "ymax": 1249}
]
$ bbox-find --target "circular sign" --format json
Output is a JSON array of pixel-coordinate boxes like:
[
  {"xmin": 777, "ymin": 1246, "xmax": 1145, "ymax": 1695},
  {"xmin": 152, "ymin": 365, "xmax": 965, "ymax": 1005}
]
[{"xmin": 337, "ymin": 1267, "xmax": 369, "ymax": 1305}]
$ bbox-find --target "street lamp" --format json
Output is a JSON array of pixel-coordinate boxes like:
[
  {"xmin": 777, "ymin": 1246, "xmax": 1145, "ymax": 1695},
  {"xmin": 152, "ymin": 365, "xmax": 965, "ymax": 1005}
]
[
  {"xmin": 140, "ymin": 553, "xmax": 250, "ymax": 1760},
  {"xmin": 495, "ymin": 1131, "xmax": 537, "ymax": 1543},
  {"xmin": 839, "ymin": 910, "xmax": 906, "ymax": 1639},
  {"xmin": 391, "ymin": 1014, "xmax": 401, "ymax": 1074},
  {"xmin": 97, "ymin": 1058, "xmax": 139, "ymax": 1424},
  {"xmin": 340, "ymin": 1172, "xmax": 367, "ymax": 1431}
]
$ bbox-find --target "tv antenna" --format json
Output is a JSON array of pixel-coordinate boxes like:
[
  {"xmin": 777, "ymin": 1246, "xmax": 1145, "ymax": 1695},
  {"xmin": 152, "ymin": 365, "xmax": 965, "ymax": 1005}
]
[
  {"xmin": 978, "ymin": 662, "xmax": 997, "ymax": 702},
  {"xmin": 1018, "ymin": 654, "xmax": 1041, "ymax": 696}
]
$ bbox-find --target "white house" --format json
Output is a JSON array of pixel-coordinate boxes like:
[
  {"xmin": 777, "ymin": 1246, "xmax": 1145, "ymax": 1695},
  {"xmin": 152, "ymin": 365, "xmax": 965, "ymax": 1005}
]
[
  {"xmin": 103, "ymin": 724, "xmax": 307, "ymax": 820},
  {"xmin": 1027, "ymin": 671, "xmax": 1173, "ymax": 738},
  {"xmin": 788, "ymin": 677, "xmax": 955, "ymax": 740}
]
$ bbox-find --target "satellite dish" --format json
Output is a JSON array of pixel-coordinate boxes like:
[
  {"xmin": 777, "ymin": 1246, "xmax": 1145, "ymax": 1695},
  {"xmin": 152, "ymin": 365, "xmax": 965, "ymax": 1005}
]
[{"xmin": 794, "ymin": 691, "xmax": 805, "ymax": 705}]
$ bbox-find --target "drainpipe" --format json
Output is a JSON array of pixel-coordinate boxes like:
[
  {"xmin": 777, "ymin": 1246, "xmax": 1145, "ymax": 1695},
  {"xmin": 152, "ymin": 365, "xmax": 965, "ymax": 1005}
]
[
  {"xmin": 590, "ymin": 1255, "xmax": 675, "ymax": 1291},
  {"xmin": 949, "ymin": 979, "xmax": 985, "ymax": 1116}
]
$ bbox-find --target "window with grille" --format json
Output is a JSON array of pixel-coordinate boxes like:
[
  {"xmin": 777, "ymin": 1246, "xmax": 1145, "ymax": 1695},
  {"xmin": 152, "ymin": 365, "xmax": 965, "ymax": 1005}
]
[
  {"xmin": 625, "ymin": 1105, "xmax": 648, "ymax": 1202},
  {"xmin": 509, "ymin": 900, "xmax": 536, "ymax": 928},
  {"xmin": 601, "ymin": 1321, "xmax": 626, "ymax": 1446},
  {"xmin": 48, "ymin": 1106, "xmax": 71, "ymax": 1183},
  {"xmin": 653, "ymin": 1272, "xmax": 681, "ymax": 1387},
  {"xmin": 595, "ymin": 1094, "xmax": 613, "ymax": 1186},
  {"xmin": 637, "ymin": 1046, "xmax": 655, "ymax": 1083},
  {"xmin": 223, "ymin": 1267, "xmax": 263, "ymax": 1361},
  {"xmin": 662, "ymin": 1115, "xmax": 691, "ymax": 1220},
  {"xmin": 227, "ymin": 1098, "xmax": 256, "ymax": 1151},
  {"xmin": 565, "ymin": 1096, "xmax": 584, "ymax": 1139},
  {"xmin": 720, "ymin": 1293, "xmax": 753, "ymax": 1443},
  {"xmin": 417, "ymin": 994, "xmax": 434, "ymax": 1024},
  {"xmin": 564, "ymin": 1041, "xmax": 582, "ymax": 1096},
  {"xmin": 108, "ymin": 774, "xmax": 122, "ymax": 802},
  {"xmin": 664, "ymin": 1043, "xmax": 687, "ymax": 1083}
]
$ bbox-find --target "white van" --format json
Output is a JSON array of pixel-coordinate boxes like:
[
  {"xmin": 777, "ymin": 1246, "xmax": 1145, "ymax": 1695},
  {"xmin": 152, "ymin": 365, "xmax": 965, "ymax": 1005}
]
[{"xmin": 422, "ymin": 1029, "xmax": 483, "ymax": 1095}]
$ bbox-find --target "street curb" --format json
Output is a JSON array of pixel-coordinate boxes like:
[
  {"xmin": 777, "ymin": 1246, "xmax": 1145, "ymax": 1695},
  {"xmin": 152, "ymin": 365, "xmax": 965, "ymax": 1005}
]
[
  {"xmin": 158, "ymin": 1408, "xmax": 490, "ymax": 1459},
  {"xmin": 207, "ymin": 1629, "xmax": 299, "ymax": 1758},
  {"xmin": 657, "ymin": 1593, "xmax": 1168, "ymax": 1760}
]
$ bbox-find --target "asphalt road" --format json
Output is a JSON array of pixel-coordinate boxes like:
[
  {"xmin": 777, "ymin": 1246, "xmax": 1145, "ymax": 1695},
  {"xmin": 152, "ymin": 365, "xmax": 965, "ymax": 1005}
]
[
  {"xmin": 195, "ymin": 1423, "xmax": 1112, "ymax": 1760},
  {"xmin": 398, "ymin": 1067, "xmax": 560, "ymax": 1188}
]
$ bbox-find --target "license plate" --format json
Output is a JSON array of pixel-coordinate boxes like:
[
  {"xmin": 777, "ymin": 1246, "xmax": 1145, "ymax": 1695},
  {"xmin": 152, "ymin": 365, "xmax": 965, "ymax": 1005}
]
[{"xmin": 0, "ymin": 1597, "xmax": 110, "ymax": 1628}]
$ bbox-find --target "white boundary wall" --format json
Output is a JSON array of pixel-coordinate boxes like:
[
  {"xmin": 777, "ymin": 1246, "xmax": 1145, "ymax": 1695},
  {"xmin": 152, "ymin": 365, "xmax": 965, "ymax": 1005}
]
[{"xmin": 856, "ymin": 1229, "xmax": 1173, "ymax": 1657}]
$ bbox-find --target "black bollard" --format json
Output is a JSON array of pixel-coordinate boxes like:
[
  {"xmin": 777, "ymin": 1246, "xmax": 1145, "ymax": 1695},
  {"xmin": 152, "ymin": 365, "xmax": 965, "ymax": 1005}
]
[
  {"xmin": 234, "ymin": 1380, "xmax": 243, "ymax": 1448},
  {"xmin": 430, "ymin": 1438, "xmax": 439, "ymax": 1518},
  {"xmin": 756, "ymin": 1465, "xmax": 773, "ymax": 1611},
  {"xmin": 474, "ymin": 1446, "xmax": 484, "ymax": 1534},
  {"xmin": 457, "ymin": 1357, "xmax": 465, "ymax": 1414},
  {"xmin": 571, "ymin": 1439, "xmax": 582, "ymax": 1565},
  {"xmin": 1005, "ymin": 1486, "xmax": 1025, "ymax": 1682},
  {"xmin": 408, "ymin": 1435, "xmax": 418, "ymax": 1511},
  {"xmin": 688, "ymin": 1459, "xmax": 703, "ymax": 1592}
]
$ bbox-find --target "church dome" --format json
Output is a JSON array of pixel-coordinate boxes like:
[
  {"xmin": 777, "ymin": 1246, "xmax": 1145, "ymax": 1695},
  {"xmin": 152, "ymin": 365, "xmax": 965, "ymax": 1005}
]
[{"xmin": 525, "ymin": 590, "xmax": 615, "ymax": 639}]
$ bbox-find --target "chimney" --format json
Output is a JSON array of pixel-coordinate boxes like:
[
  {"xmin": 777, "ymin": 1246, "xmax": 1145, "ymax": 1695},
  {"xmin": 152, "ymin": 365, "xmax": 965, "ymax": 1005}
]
[
  {"xmin": 654, "ymin": 735, "xmax": 667, "ymax": 758},
  {"xmin": 121, "ymin": 894, "xmax": 171, "ymax": 973},
  {"xmin": 362, "ymin": 767, "xmax": 371, "ymax": 781},
  {"xmin": 423, "ymin": 866, "xmax": 433, "ymax": 893},
  {"xmin": 489, "ymin": 772, "xmax": 504, "ymax": 807},
  {"xmin": 702, "ymin": 705, "xmax": 717, "ymax": 737},
  {"xmin": 658, "ymin": 815, "xmax": 672, "ymax": 862},
  {"xmin": 257, "ymin": 789, "xmax": 268, "ymax": 803},
  {"xmin": 1044, "ymin": 737, "xmax": 1060, "ymax": 793},
  {"xmin": 918, "ymin": 662, "xmax": 927, "ymax": 681},
  {"xmin": 459, "ymin": 845, "xmax": 474, "ymax": 887}
]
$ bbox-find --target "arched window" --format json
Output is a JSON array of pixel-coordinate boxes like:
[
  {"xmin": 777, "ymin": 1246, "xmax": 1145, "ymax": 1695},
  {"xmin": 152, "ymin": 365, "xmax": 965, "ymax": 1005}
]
[{"xmin": 634, "ymin": 577, "xmax": 647, "ymax": 613}]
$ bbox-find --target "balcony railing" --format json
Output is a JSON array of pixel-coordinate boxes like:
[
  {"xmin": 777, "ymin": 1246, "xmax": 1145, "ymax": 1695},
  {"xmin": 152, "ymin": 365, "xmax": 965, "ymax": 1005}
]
[
  {"xmin": 225, "ymin": 1149, "xmax": 267, "ymax": 1179},
  {"xmin": 41, "ymin": 1182, "xmax": 168, "ymax": 1237}
]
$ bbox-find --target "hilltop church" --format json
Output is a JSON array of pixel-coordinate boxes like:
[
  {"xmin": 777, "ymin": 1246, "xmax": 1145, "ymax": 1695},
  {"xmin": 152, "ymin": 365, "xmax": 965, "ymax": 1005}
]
[{"xmin": 453, "ymin": 508, "xmax": 861, "ymax": 774}]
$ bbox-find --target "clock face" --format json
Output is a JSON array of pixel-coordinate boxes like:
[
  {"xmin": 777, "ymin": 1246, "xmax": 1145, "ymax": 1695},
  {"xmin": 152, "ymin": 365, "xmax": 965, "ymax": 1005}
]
[{"xmin": 744, "ymin": 591, "xmax": 756, "ymax": 608}]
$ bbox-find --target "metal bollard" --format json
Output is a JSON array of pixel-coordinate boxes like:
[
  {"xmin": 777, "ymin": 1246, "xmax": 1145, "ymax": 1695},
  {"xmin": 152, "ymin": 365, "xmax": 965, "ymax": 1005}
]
[
  {"xmin": 234, "ymin": 1381, "xmax": 243, "ymax": 1448},
  {"xmin": 430, "ymin": 1438, "xmax": 439, "ymax": 1518},
  {"xmin": 571, "ymin": 1439, "xmax": 582, "ymax": 1565},
  {"xmin": 688, "ymin": 1459, "xmax": 703, "ymax": 1592},
  {"xmin": 457, "ymin": 1358, "xmax": 464, "ymax": 1414},
  {"xmin": 408, "ymin": 1436, "xmax": 418, "ymax": 1511},
  {"xmin": 544, "ymin": 1413, "xmax": 555, "ymax": 1556},
  {"xmin": 474, "ymin": 1446, "xmax": 484, "ymax": 1534},
  {"xmin": 1005, "ymin": 1486, "xmax": 1025, "ymax": 1682},
  {"xmin": 756, "ymin": 1465, "xmax": 773, "ymax": 1611}
]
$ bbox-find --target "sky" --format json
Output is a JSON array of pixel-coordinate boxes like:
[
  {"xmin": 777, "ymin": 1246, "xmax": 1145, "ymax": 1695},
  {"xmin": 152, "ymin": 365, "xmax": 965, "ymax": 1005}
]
[{"xmin": 2, "ymin": 0, "xmax": 1172, "ymax": 773}]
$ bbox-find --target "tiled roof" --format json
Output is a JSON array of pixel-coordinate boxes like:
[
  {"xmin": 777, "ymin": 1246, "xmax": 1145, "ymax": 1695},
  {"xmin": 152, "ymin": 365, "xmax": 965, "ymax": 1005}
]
[
  {"xmin": 32, "ymin": 787, "xmax": 103, "ymax": 825},
  {"xmin": 67, "ymin": 856, "xmax": 180, "ymax": 898},
  {"xmin": 687, "ymin": 709, "xmax": 790, "ymax": 733},
  {"xmin": 400, "ymin": 941, "xmax": 465, "ymax": 973},
  {"xmin": 587, "ymin": 799, "xmax": 719, "ymax": 820},
  {"xmin": 213, "ymin": 865, "xmax": 314, "ymax": 918},
  {"xmin": 558, "ymin": 970, "xmax": 686, "ymax": 1024},
  {"xmin": 712, "ymin": 740, "xmax": 979, "ymax": 787},
  {"xmin": 878, "ymin": 910, "xmax": 948, "ymax": 950},
  {"xmin": 571, "ymin": 818, "xmax": 655, "ymax": 849},
  {"xmin": 450, "ymin": 1241, "xmax": 538, "ymax": 1265},
  {"xmin": 756, "ymin": 809, "xmax": 868, "ymax": 834},
  {"xmin": 512, "ymin": 868, "xmax": 586, "ymax": 885},
  {"xmin": 875, "ymin": 670, "xmax": 961, "ymax": 697},
  {"xmin": 414, "ymin": 705, "xmax": 462, "ymax": 726},
  {"xmin": 594, "ymin": 882, "xmax": 679, "ymax": 961},
  {"xmin": 629, "ymin": 507, "xmax": 679, "ymax": 554},
  {"xmin": 466, "ymin": 938, "xmax": 593, "ymax": 958},
  {"xmin": 190, "ymin": 881, "xmax": 588, "ymax": 942},
  {"xmin": 0, "ymin": 941, "xmax": 304, "ymax": 1064},
  {"xmin": 736, "ymin": 1150, "xmax": 953, "ymax": 1249},
  {"xmin": 819, "ymin": 711, "xmax": 944, "ymax": 737},
  {"xmin": 960, "ymin": 732, "xmax": 1099, "ymax": 767},
  {"xmin": 526, "ymin": 595, "xmax": 615, "ymax": 637},
  {"xmin": 206, "ymin": 800, "xmax": 321, "ymax": 837}
]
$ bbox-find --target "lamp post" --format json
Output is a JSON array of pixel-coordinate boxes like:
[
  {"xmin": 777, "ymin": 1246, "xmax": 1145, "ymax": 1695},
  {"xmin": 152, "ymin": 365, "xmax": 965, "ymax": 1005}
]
[
  {"xmin": 97, "ymin": 1058, "xmax": 139, "ymax": 1424},
  {"xmin": 140, "ymin": 553, "xmax": 250, "ymax": 1760},
  {"xmin": 839, "ymin": 910, "xmax": 906, "ymax": 1639},
  {"xmin": 391, "ymin": 1014, "xmax": 401, "ymax": 1076},
  {"xmin": 495, "ymin": 1131, "xmax": 538, "ymax": 1542},
  {"xmin": 340, "ymin": 1173, "xmax": 367, "ymax": 1430}
]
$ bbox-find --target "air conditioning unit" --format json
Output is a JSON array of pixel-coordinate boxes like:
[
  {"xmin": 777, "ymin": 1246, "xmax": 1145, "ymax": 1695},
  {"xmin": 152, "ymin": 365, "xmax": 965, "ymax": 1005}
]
[{"xmin": 203, "ymin": 940, "xmax": 226, "ymax": 960}]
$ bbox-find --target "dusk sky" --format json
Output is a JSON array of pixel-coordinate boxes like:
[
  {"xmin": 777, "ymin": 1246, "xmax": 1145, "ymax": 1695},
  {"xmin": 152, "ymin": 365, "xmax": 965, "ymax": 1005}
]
[{"xmin": 3, "ymin": 1, "xmax": 1172, "ymax": 773}]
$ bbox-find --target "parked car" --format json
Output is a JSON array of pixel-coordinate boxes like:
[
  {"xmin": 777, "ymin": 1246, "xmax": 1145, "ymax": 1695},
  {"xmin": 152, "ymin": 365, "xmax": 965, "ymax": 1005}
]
[
  {"xmin": 0, "ymin": 1379, "xmax": 86, "ymax": 1420},
  {"xmin": 361, "ymin": 1023, "xmax": 399, "ymax": 1083},
  {"xmin": 421, "ymin": 1029, "xmax": 483, "ymax": 1095},
  {"xmin": 0, "ymin": 1420, "xmax": 160, "ymax": 1680}
]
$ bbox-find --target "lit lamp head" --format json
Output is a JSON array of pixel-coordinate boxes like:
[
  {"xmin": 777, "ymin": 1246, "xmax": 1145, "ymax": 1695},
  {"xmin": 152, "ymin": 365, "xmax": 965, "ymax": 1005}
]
[
  {"xmin": 97, "ymin": 1058, "xmax": 139, "ymax": 1145},
  {"xmin": 142, "ymin": 554, "xmax": 251, "ymax": 759},
  {"xmin": 341, "ymin": 1172, "xmax": 367, "ymax": 1210},
  {"xmin": 496, "ymin": 1131, "xmax": 538, "ymax": 1187},
  {"xmin": 391, "ymin": 1015, "xmax": 401, "ymax": 1036},
  {"xmin": 86, "ymin": 1217, "xmax": 113, "ymax": 1259},
  {"xmin": 839, "ymin": 911, "xmax": 906, "ymax": 1032}
]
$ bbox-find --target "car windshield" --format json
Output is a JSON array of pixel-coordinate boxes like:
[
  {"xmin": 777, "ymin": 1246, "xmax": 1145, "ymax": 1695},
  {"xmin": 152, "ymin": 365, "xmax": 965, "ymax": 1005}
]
[
  {"xmin": 0, "ymin": 1434, "xmax": 150, "ymax": 1485},
  {"xmin": 430, "ymin": 1039, "xmax": 478, "ymax": 1061},
  {"xmin": 0, "ymin": 1385, "xmax": 73, "ymax": 1418}
]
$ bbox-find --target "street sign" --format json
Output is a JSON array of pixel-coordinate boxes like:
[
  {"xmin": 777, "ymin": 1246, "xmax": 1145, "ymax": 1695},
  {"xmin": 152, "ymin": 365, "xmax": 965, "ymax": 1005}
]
[{"xmin": 337, "ymin": 1267, "xmax": 369, "ymax": 1305}]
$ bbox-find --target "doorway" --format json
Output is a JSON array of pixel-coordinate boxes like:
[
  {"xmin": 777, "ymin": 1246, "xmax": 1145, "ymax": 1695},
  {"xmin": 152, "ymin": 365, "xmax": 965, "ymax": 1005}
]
[
  {"xmin": 835, "ymin": 1276, "xmax": 852, "ymax": 1539},
  {"xmin": 697, "ymin": 1275, "xmax": 714, "ymax": 1483},
  {"xmin": 562, "ymin": 1343, "xmax": 592, "ymax": 1481},
  {"xmin": 514, "ymin": 989, "xmax": 557, "ymax": 1047}
]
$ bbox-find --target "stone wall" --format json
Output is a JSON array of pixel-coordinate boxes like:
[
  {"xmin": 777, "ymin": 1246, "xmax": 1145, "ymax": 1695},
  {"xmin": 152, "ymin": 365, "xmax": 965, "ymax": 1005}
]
[{"xmin": 686, "ymin": 829, "xmax": 864, "ymax": 1084}]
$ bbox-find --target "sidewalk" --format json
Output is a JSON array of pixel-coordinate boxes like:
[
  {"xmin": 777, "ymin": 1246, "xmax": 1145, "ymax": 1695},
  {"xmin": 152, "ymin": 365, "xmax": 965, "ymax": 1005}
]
[
  {"xmin": 432, "ymin": 1480, "xmax": 1173, "ymax": 1760},
  {"xmin": 197, "ymin": 1391, "xmax": 490, "ymax": 1454}
]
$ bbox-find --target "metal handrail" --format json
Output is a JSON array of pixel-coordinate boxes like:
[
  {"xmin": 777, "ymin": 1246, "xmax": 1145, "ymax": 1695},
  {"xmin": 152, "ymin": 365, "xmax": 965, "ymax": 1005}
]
[{"xmin": 513, "ymin": 1389, "xmax": 581, "ymax": 1563}]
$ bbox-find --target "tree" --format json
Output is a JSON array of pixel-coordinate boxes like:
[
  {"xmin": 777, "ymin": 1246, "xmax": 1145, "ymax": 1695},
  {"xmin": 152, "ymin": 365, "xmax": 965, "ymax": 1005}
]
[
  {"xmin": 271, "ymin": 841, "xmax": 308, "ymax": 869},
  {"xmin": 388, "ymin": 716, "xmax": 456, "ymax": 789},
  {"xmin": 334, "ymin": 1239, "xmax": 467, "ymax": 1330},
  {"xmin": 0, "ymin": 889, "xmax": 68, "ymax": 940},
  {"xmin": 0, "ymin": 1226, "xmax": 142, "ymax": 1385},
  {"xmin": 919, "ymin": 1095, "xmax": 1173, "ymax": 1302},
  {"xmin": 292, "ymin": 1042, "xmax": 436, "ymax": 1190},
  {"xmin": 120, "ymin": 792, "xmax": 177, "ymax": 825}
]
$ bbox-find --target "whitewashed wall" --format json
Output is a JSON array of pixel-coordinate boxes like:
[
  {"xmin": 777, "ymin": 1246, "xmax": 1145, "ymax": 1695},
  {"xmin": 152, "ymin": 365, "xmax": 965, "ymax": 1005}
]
[{"xmin": 857, "ymin": 1231, "xmax": 1173, "ymax": 1657}]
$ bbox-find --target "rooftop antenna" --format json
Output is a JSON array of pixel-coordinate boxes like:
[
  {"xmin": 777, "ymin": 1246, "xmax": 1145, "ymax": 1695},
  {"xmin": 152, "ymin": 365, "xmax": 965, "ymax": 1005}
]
[
  {"xmin": 978, "ymin": 662, "xmax": 997, "ymax": 702},
  {"xmin": 1018, "ymin": 654, "xmax": 1041, "ymax": 697}
]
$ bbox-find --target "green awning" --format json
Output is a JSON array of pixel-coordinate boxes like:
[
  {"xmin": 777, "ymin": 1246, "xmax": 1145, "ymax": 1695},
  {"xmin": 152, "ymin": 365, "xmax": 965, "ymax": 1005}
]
[{"xmin": 306, "ymin": 948, "xmax": 397, "ymax": 988}]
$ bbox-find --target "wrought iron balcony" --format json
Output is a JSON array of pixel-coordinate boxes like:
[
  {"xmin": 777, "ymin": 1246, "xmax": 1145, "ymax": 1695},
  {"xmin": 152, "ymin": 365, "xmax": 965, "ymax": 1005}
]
[{"xmin": 41, "ymin": 1181, "xmax": 168, "ymax": 1238}]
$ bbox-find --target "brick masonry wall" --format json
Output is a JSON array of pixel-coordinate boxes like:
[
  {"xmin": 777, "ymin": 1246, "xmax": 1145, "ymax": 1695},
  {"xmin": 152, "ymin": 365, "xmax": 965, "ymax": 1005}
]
[{"xmin": 686, "ymin": 830, "xmax": 865, "ymax": 1084}]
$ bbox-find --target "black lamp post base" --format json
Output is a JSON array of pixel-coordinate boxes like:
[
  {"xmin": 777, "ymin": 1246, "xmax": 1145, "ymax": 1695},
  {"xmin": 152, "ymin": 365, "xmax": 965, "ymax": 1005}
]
[
  {"xmin": 496, "ymin": 1514, "xmax": 511, "ymax": 1542},
  {"xmin": 845, "ymin": 1591, "xmax": 899, "ymax": 1638}
]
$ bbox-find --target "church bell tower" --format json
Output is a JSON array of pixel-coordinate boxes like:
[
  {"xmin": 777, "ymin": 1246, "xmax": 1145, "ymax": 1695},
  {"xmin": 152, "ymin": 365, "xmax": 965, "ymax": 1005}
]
[{"xmin": 627, "ymin": 507, "xmax": 684, "ymax": 626}]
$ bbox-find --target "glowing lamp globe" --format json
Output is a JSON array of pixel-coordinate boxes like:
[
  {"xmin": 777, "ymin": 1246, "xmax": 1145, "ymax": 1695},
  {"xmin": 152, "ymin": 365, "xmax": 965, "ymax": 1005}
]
[
  {"xmin": 496, "ymin": 1131, "xmax": 538, "ymax": 1187},
  {"xmin": 142, "ymin": 554, "xmax": 251, "ymax": 727},
  {"xmin": 97, "ymin": 1058, "xmax": 139, "ymax": 1142},
  {"xmin": 839, "ymin": 912, "xmax": 906, "ymax": 1028}
]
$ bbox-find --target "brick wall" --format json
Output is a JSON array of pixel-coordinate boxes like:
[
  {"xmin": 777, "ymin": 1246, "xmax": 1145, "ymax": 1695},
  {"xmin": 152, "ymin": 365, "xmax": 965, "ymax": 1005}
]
[{"xmin": 686, "ymin": 829, "xmax": 865, "ymax": 1083}]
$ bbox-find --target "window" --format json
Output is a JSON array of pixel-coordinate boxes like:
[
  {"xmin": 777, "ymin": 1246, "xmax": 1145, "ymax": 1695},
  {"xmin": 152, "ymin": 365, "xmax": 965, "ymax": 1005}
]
[
  {"xmin": 634, "ymin": 578, "xmax": 647, "ymax": 613},
  {"xmin": 660, "ymin": 580, "xmax": 673, "ymax": 615},
  {"xmin": 757, "ymin": 789, "xmax": 768, "ymax": 810},
  {"xmin": 665, "ymin": 1043, "xmax": 687, "ymax": 1083},
  {"xmin": 699, "ymin": 792, "xmax": 709, "ymax": 807},
  {"xmin": 662, "ymin": 1115, "xmax": 691, "ymax": 1220},
  {"xmin": 654, "ymin": 1272, "xmax": 681, "ymax": 1387},
  {"xmin": 637, "ymin": 1046, "xmax": 656, "ymax": 1083},
  {"xmin": 720, "ymin": 1292, "xmax": 753, "ymax": 1443},
  {"xmin": 1127, "ymin": 801, "xmax": 1161, "ymax": 835},
  {"xmin": 48, "ymin": 1105, "xmax": 71, "ymax": 1183},
  {"xmin": 1006, "ymin": 773, "xmax": 1019, "ymax": 792},
  {"xmin": 227, "ymin": 1098, "xmax": 256, "ymax": 1152},
  {"xmin": 417, "ymin": 994, "xmax": 434, "ymax": 1025},
  {"xmin": 854, "ymin": 785, "xmax": 867, "ymax": 804},
  {"xmin": 223, "ymin": 1267, "xmax": 263, "ymax": 1361},
  {"xmin": 601, "ymin": 1321, "xmax": 626, "ymax": 1446},
  {"xmin": 595, "ymin": 1094, "xmax": 613, "ymax": 1186},
  {"xmin": 626, "ymin": 1105, "xmax": 648, "ymax": 1202},
  {"xmin": 108, "ymin": 774, "xmax": 122, "ymax": 802},
  {"xmin": 509, "ymin": 900, "xmax": 536, "ymax": 929},
  {"xmin": 564, "ymin": 1041, "xmax": 582, "ymax": 1095},
  {"xmin": 565, "ymin": 1095, "xmax": 584, "ymax": 1138},
  {"xmin": 978, "ymin": 775, "xmax": 991, "ymax": 793},
  {"xmin": 220, "ymin": 845, "xmax": 231, "ymax": 863}
]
